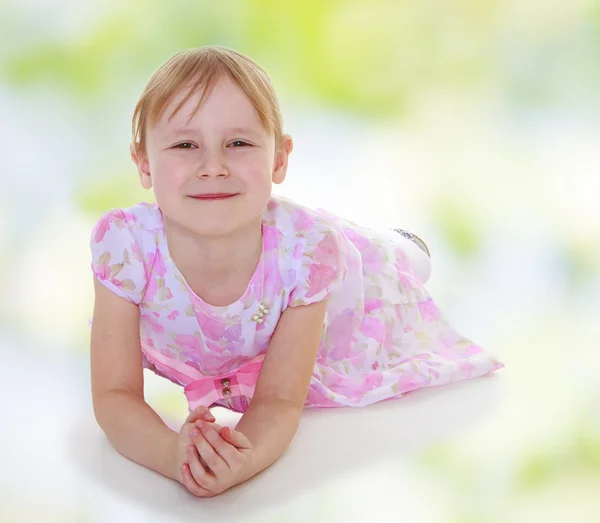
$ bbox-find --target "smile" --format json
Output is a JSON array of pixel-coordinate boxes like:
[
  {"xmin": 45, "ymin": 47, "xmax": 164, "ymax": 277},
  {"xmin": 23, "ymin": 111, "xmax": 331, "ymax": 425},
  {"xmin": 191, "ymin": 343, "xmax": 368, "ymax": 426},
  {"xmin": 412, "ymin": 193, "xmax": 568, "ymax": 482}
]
[{"xmin": 188, "ymin": 193, "xmax": 238, "ymax": 200}]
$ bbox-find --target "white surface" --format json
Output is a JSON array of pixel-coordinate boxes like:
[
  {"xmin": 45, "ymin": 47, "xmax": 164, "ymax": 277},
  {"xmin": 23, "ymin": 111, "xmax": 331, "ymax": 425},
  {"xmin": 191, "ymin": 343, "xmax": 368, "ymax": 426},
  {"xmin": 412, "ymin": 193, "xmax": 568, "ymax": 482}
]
[{"xmin": 0, "ymin": 339, "xmax": 502, "ymax": 523}]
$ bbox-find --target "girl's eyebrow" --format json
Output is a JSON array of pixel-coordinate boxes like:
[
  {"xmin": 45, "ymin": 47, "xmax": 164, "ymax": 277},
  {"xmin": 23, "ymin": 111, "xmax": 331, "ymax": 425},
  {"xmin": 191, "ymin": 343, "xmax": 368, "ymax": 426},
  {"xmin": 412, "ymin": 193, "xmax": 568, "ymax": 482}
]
[
  {"xmin": 167, "ymin": 126, "xmax": 261, "ymax": 139},
  {"xmin": 228, "ymin": 126, "xmax": 261, "ymax": 136}
]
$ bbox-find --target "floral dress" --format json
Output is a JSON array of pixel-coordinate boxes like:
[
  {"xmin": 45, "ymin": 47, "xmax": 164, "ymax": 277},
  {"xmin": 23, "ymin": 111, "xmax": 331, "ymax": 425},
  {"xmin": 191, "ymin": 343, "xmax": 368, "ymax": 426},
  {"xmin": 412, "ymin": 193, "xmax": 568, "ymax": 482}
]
[{"xmin": 90, "ymin": 195, "xmax": 503, "ymax": 413}]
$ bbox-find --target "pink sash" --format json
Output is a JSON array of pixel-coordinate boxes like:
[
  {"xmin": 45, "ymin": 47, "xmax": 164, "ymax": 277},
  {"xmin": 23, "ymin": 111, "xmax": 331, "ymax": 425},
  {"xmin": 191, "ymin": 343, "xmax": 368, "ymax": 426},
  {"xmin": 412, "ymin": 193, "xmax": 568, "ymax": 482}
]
[{"xmin": 140, "ymin": 341, "xmax": 264, "ymax": 411}]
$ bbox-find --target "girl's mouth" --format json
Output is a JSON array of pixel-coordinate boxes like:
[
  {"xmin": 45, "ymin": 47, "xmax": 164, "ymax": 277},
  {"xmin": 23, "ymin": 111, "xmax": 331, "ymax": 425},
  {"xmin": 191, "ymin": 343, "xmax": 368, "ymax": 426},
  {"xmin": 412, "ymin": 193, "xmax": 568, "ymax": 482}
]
[{"xmin": 189, "ymin": 193, "xmax": 238, "ymax": 200}]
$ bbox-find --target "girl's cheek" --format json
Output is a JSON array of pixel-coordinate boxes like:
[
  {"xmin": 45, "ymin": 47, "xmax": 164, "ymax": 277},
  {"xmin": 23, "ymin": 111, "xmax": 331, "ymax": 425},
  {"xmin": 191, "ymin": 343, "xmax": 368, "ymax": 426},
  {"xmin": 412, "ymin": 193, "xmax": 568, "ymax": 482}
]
[
  {"xmin": 155, "ymin": 159, "xmax": 188, "ymax": 183},
  {"xmin": 233, "ymin": 160, "xmax": 273, "ymax": 183}
]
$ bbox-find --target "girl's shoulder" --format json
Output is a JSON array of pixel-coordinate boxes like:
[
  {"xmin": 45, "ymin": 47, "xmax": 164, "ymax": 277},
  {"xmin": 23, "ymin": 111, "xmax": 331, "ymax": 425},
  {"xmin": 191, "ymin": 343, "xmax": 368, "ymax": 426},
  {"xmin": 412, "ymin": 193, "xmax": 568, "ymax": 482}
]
[
  {"xmin": 266, "ymin": 196, "xmax": 359, "ymax": 306},
  {"xmin": 91, "ymin": 201, "xmax": 163, "ymax": 247},
  {"xmin": 90, "ymin": 202, "xmax": 161, "ymax": 305},
  {"xmin": 265, "ymin": 194, "xmax": 352, "ymax": 268},
  {"xmin": 263, "ymin": 194, "xmax": 342, "ymax": 239}
]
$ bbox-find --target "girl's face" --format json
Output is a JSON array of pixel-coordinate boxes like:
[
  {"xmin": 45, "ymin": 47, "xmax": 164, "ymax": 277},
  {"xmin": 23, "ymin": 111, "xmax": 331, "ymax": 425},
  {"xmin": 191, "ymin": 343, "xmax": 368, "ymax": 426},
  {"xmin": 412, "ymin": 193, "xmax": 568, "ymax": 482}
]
[{"xmin": 135, "ymin": 74, "xmax": 291, "ymax": 237}]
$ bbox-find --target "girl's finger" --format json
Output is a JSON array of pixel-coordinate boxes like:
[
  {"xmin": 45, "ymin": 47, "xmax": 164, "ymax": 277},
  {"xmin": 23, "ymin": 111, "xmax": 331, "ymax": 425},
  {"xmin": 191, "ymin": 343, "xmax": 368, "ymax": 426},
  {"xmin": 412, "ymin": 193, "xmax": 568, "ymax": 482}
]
[
  {"xmin": 195, "ymin": 422, "xmax": 246, "ymax": 475},
  {"xmin": 191, "ymin": 424, "xmax": 229, "ymax": 478},
  {"xmin": 183, "ymin": 422, "xmax": 223, "ymax": 473},
  {"xmin": 180, "ymin": 462, "xmax": 214, "ymax": 498},
  {"xmin": 185, "ymin": 444, "xmax": 217, "ymax": 492},
  {"xmin": 188, "ymin": 420, "xmax": 224, "ymax": 434},
  {"xmin": 185, "ymin": 405, "xmax": 216, "ymax": 424},
  {"xmin": 221, "ymin": 426, "xmax": 253, "ymax": 450}
]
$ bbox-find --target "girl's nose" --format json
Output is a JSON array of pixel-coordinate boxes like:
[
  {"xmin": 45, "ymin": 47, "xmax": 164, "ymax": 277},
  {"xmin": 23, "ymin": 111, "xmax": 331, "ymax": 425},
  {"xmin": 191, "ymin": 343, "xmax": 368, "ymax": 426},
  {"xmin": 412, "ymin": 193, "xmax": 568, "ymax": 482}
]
[
  {"xmin": 197, "ymin": 151, "xmax": 229, "ymax": 178},
  {"xmin": 199, "ymin": 169, "xmax": 228, "ymax": 178}
]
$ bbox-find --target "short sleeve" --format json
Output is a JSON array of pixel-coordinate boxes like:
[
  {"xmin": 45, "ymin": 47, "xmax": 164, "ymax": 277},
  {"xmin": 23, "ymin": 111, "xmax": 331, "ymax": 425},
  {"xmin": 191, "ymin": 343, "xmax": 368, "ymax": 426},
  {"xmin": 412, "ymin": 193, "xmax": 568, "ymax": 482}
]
[
  {"xmin": 90, "ymin": 209, "xmax": 147, "ymax": 304},
  {"xmin": 288, "ymin": 221, "xmax": 349, "ymax": 307}
]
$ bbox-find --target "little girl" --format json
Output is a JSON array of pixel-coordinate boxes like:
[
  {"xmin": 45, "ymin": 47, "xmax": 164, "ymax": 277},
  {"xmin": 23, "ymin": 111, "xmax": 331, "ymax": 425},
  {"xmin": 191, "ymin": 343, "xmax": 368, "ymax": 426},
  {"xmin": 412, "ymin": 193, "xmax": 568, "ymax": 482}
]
[{"xmin": 89, "ymin": 46, "xmax": 503, "ymax": 498}]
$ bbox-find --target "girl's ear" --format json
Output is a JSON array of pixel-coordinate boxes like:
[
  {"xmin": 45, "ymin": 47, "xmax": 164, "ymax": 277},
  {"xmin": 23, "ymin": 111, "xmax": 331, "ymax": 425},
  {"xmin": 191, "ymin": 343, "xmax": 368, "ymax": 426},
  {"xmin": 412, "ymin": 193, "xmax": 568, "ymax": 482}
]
[
  {"xmin": 131, "ymin": 143, "xmax": 153, "ymax": 190},
  {"xmin": 272, "ymin": 134, "xmax": 293, "ymax": 185}
]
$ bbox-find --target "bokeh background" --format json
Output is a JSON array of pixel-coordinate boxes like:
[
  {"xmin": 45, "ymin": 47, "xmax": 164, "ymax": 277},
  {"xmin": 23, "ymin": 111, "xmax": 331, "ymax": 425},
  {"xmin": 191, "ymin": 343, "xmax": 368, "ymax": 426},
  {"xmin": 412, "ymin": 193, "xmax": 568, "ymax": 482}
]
[{"xmin": 1, "ymin": 1, "xmax": 599, "ymax": 521}]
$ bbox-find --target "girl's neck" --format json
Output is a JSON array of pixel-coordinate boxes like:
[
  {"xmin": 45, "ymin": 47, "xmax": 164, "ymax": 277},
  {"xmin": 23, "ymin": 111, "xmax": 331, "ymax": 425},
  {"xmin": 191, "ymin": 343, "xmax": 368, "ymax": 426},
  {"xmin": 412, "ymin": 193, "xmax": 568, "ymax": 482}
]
[{"xmin": 164, "ymin": 217, "xmax": 263, "ymax": 303}]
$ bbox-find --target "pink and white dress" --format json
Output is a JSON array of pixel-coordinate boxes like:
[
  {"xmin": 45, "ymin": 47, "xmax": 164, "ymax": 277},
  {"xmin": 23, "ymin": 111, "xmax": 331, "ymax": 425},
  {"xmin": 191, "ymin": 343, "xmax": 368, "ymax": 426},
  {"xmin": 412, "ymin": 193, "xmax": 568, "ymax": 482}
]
[{"xmin": 90, "ymin": 195, "xmax": 503, "ymax": 413}]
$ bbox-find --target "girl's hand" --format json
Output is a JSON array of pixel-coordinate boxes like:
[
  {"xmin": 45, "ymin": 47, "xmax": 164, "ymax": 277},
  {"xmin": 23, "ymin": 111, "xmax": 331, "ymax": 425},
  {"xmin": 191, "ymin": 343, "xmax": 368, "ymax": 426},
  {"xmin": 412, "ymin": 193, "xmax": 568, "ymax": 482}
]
[
  {"xmin": 172, "ymin": 406, "xmax": 220, "ymax": 484},
  {"xmin": 181, "ymin": 420, "xmax": 254, "ymax": 498}
]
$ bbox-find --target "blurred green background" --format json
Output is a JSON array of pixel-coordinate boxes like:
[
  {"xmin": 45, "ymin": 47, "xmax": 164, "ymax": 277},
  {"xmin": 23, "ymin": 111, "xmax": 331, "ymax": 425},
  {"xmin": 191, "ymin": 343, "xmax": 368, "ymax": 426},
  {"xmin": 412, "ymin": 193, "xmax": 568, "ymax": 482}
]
[{"xmin": 1, "ymin": 1, "xmax": 599, "ymax": 521}]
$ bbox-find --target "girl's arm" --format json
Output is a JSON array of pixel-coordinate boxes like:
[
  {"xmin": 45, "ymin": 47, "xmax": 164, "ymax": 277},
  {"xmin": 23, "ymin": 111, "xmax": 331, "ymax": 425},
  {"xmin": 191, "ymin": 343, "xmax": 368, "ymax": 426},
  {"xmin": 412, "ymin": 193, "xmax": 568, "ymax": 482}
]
[
  {"xmin": 231, "ymin": 299, "xmax": 328, "ymax": 484},
  {"xmin": 90, "ymin": 278, "xmax": 179, "ymax": 481}
]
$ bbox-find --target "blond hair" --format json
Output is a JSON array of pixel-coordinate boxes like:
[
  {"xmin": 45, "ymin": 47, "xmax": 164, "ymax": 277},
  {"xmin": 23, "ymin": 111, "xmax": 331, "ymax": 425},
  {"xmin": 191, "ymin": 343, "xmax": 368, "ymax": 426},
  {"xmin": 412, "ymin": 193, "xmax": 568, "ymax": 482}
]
[{"xmin": 131, "ymin": 46, "xmax": 284, "ymax": 157}]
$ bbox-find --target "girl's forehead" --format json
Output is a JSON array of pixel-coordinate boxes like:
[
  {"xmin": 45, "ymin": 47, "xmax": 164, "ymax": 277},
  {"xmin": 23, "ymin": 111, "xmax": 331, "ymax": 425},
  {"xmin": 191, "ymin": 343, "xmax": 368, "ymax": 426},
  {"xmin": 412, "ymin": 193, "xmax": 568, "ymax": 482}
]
[{"xmin": 158, "ymin": 77, "xmax": 262, "ymax": 129}]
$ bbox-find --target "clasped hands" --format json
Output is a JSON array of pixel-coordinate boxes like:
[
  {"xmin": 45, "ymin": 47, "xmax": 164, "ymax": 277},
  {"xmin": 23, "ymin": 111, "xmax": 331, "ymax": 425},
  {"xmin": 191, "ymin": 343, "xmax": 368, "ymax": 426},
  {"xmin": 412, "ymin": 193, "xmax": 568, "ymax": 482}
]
[{"xmin": 173, "ymin": 405, "xmax": 254, "ymax": 497}]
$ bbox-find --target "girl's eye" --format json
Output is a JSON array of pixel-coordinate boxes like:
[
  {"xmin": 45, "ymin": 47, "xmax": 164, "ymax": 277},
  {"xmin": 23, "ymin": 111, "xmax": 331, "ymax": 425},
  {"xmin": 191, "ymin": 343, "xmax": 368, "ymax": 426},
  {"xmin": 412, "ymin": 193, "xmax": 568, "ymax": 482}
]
[
  {"xmin": 174, "ymin": 142, "xmax": 196, "ymax": 149},
  {"xmin": 229, "ymin": 140, "xmax": 251, "ymax": 148}
]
